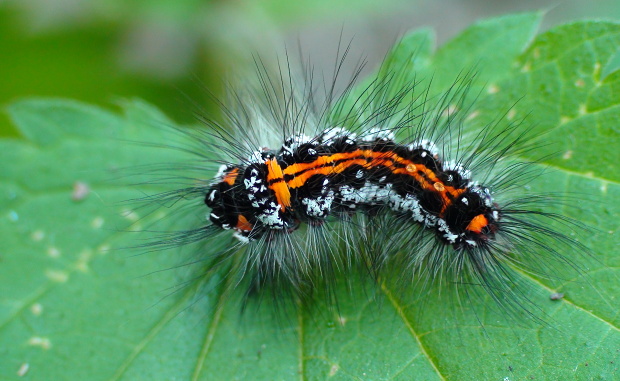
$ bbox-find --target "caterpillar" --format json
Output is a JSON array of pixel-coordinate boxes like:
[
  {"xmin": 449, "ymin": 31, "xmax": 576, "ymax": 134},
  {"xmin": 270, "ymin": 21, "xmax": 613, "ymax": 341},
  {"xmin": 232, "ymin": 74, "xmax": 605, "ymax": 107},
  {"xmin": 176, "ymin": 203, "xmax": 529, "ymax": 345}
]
[{"xmin": 141, "ymin": 44, "xmax": 586, "ymax": 318}]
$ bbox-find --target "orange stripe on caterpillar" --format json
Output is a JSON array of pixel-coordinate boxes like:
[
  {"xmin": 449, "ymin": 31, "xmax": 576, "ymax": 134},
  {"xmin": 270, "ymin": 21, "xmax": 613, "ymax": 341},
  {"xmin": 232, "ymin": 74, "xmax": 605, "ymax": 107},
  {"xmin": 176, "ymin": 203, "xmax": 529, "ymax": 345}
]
[
  {"xmin": 222, "ymin": 168, "xmax": 239, "ymax": 186},
  {"xmin": 284, "ymin": 149, "xmax": 466, "ymax": 216},
  {"xmin": 265, "ymin": 159, "xmax": 291, "ymax": 211},
  {"xmin": 236, "ymin": 215, "xmax": 253, "ymax": 232},
  {"xmin": 466, "ymin": 214, "xmax": 488, "ymax": 234}
]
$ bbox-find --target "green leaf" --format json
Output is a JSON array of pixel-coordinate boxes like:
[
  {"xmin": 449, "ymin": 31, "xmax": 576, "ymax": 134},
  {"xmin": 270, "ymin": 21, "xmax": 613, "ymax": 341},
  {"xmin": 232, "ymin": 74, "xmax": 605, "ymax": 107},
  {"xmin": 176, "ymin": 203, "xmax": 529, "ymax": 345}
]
[
  {"xmin": 1, "ymin": 14, "xmax": 619, "ymax": 380},
  {"xmin": 387, "ymin": 12, "xmax": 543, "ymax": 97}
]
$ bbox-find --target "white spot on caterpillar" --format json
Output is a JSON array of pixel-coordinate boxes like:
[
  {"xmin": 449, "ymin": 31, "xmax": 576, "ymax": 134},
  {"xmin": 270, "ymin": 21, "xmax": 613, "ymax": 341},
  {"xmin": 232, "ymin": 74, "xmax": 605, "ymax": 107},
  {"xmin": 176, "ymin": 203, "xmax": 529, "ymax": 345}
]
[
  {"xmin": 507, "ymin": 109, "xmax": 516, "ymax": 120},
  {"xmin": 437, "ymin": 219, "xmax": 457, "ymax": 243},
  {"xmin": 91, "ymin": 217, "xmax": 104, "ymax": 229},
  {"xmin": 361, "ymin": 127, "xmax": 394, "ymax": 142},
  {"xmin": 339, "ymin": 185, "xmax": 364, "ymax": 205},
  {"xmin": 244, "ymin": 175, "xmax": 260, "ymax": 190},
  {"xmin": 17, "ymin": 363, "xmax": 30, "ymax": 377},
  {"xmin": 281, "ymin": 134, "xmax": 311, "ymax": 154},
  {"xmin": 377, "ymin": 128, "xmax": 394, "ymax": 141},
  {"xmin": 258, "ymin": 203, "xmax": 285, "ymax": 227},
  {"xmin": 208, "ymin": 190, "xmax": 217, "ymax": 202},
  {"xmin": 471, "ymin": 186, "xmax": 493, "ymax": 207},
  {"xmin": 444, "ymin": 161, "xmax": 471, "ymax": 180},
  {"xmin": 302, "ymin": 190, "xmax": 334, "ymax": 218},
  {"xmin": 600, "ymin": 183, "xmax": 607, "ymax": 193},
  {"xmin": 462, "ymin": 197, "xmax": 469, "ymax": 205},
  {"xmin": 390, "ymin": 194, "xmax": 425, "ymax": 224},
  {"xmin": 28, "ymin": 336, "xmax": 51, "ymax": 350},
  {"xmin": 215, "ymin": 165, "xmax": 228, "ymax": 179},
  {"xmin": 45, "ymin": 269, "xmax": 68, "ymax": 283},
  {"xmin": 233, "ymin": 231, "xmax": 250, "ymax": 244},
  {"xmin": 30, "ymin": 303, "xmax": 43, "ymax": 316},
  {"xmin": 47, "ymin": 247, "xmax": 60, "ymax": 258},
  {"xmin": 97, "ymin": 244, "xmax": 110, "ymax": 254},
  {"xmin": 31, "ymin": 230, "xmax": 45, "ymax": 242},
  {"xmin": 320, "ymin": 127, "xmax": 350, "ymax": 144},
  {"xmin": 248, "ymin": 151, "xmax": 264, "ymax": 164},
  {"xmin": 484, "ymin": 189, "xmax": 493, "ymax": 207},
  {"xmin": 411, "ymin": 139, "xmax": 438, "ymax": 156},
  {"xmin": 355, "ymin": 182, "xmax": 392, "ymax": 205},
  {"xmin": 562, "ymin": 150, "xmax": 573, "ymax": 160},
  {"xmin": 559, "ymin": 116, "xmax": 571, "ymax": 125}
]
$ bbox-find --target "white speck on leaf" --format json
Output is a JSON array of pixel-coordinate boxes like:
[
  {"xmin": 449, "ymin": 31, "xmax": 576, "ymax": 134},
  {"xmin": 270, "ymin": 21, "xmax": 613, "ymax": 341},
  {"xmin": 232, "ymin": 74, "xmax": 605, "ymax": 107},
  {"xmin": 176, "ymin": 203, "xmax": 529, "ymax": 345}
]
[
  {"xmin": 17, "ymin": 363, "xmax": 29, "ymax": 377},
  {"xmin": 45, "ymin": 269, "xmax": 68, "ymax": 283},
  {"xmin": 91, "ymin": 217, "xmax": 104, "ymax": 229},
  {"xmin": 72, "ymin": 181, "xmax": 90, "ymax": 201},
  {"xmin": 28, "ymin": 337, "xmax": 51, "ymax": 350},
  {"xmin": 47, "ymin": 247, "xmax": 60, "ymax": 258},
  {"xmin": 329, "ymin": 364, "xmax": 339, "ymax": 376},
  {"xmin": 30, "ymin": 303, "xmax": 43, "ymax": 316},
  {"xmin": 31, "ymin": 230, "xmax": 45, "ymax": 241}
]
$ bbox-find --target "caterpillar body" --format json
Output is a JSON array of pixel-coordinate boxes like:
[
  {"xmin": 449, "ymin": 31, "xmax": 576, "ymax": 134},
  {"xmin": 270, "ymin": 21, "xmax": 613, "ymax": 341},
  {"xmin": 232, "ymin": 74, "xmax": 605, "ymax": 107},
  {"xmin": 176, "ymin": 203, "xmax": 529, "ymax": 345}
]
[
  {"xmin": 146, "ymin": 50, "xmax": 584, "ymax": 315},
  {"xmin": 208, "ymin": 126, "xmax": 496, "ymax": 249}
]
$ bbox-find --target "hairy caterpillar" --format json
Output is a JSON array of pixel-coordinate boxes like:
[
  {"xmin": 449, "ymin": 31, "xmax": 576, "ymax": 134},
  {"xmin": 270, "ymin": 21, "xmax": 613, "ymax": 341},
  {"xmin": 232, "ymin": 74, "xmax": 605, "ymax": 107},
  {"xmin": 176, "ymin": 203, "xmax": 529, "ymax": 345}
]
[{"xmin": 140, "ymin": 41, "xmax": 587, "ymax": 319}]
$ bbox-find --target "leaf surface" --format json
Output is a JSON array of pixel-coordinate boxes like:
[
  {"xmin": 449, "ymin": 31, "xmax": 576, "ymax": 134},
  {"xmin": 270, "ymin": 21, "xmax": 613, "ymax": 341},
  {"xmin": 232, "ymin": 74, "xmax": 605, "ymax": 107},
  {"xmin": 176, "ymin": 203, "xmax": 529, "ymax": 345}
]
[{"xmin": 1, "ymin": 14, "xmax": 619, "ymax": 381}]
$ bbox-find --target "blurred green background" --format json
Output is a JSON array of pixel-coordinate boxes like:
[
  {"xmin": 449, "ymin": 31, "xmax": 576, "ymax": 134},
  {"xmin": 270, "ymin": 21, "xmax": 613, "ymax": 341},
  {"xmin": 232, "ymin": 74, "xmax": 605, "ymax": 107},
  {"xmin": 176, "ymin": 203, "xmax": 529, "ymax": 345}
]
[{"xmin": 1, "ymin": 0, "xmax": 620, "ymax": 138}]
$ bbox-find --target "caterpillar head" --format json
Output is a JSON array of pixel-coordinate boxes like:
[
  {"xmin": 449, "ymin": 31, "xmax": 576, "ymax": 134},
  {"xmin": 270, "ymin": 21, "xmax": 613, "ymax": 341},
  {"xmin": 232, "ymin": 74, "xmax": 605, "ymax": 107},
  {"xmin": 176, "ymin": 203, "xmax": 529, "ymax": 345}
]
[{"xmin": 444, "ymin": 186, "xmax": 500, "ymax": 249}]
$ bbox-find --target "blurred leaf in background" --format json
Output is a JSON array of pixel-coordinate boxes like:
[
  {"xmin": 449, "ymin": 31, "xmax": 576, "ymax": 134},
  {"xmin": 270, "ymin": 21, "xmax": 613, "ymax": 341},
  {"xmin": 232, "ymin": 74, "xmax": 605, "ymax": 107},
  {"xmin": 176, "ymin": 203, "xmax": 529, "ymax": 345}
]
[
  {"xmin": 2, "ymin": 0, "xmax": 620, "ymax": 137},
  {"xmin": 0, "ymin": 0, "xmax": 410, "ymax": 138}
]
